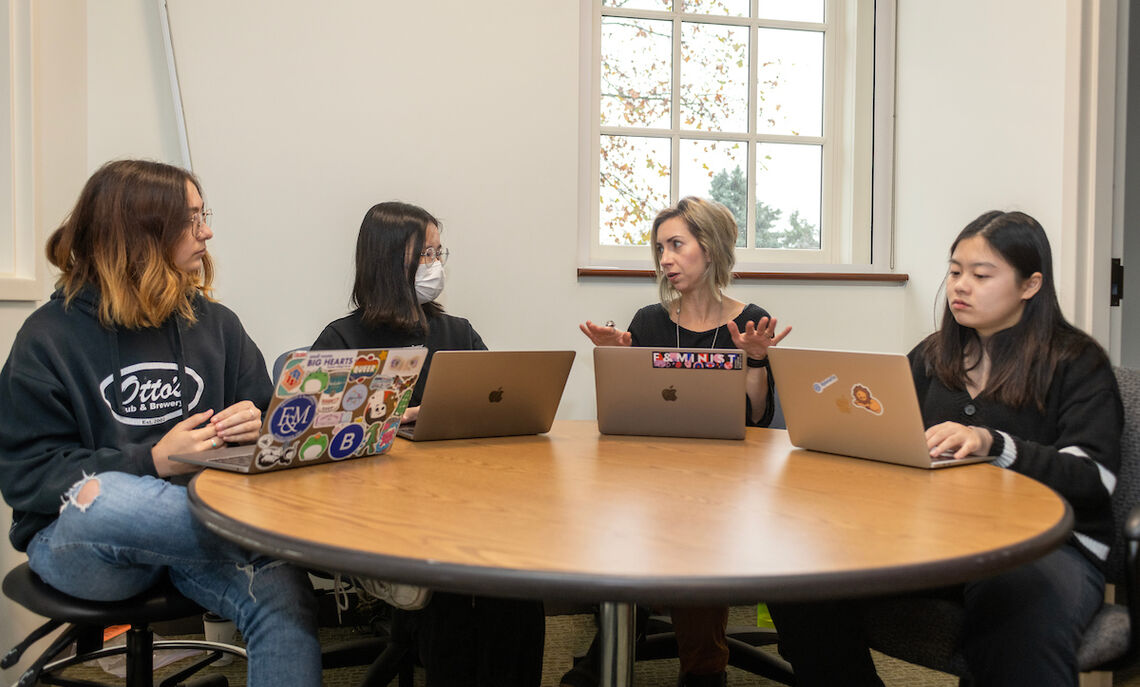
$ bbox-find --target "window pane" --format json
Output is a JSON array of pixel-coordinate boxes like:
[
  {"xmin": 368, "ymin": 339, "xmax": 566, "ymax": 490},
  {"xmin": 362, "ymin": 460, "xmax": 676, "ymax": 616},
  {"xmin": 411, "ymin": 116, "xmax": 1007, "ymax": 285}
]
[
  {"xmin": 603, "ymin": 0, "xmax": 672, "ymax": 10},
  {"xmin": 681, "ymin": 22, "xmax": 749, "ymax": 133},
  {"xmin": 755, "ymin": 143, "xmax": 821, "ymax": 249},
  {"xmin": 681, "ymin": 0, "xmax": 749, "ymax": 17},
  {"xmin": 601, "ymin": 17, "xmax": 672, "ymax": 129},
  {"xmin": 678, "ymin": 139, "xmax": 748, "ymax": 247},
  {"xmin": 756, "ymin": 28, "xmax": 823, "ymax": 136},
  {"xmin": 600, "ymin": 135, "xmax": 671, "ymax": 246},
  {"xmin": 756, "ymin": 0, "xmax": 824, "ymax": 23}
]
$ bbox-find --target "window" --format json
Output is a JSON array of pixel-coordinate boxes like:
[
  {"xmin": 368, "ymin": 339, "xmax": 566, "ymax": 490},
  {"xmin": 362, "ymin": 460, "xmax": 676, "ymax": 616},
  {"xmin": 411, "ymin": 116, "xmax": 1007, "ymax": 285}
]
[
  {"xmin": 580, "ymin": 0, "xmax": 895, "ymax": 272},
  {"xmin": 0, "ymin": 0, "xmax": 38, "ymax": 300}
]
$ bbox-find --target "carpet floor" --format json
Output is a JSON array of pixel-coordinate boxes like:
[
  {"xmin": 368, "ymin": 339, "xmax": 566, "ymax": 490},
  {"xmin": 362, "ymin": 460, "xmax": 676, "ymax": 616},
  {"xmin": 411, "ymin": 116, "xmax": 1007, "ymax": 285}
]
[{"xmin": 37, "ymin": 605, "xmax": 1140, "ymax": 686}]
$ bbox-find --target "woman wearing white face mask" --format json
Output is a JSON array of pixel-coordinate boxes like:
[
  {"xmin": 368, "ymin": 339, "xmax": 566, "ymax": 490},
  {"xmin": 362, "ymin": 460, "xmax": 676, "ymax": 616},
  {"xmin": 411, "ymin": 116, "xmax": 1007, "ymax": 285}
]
[
  {"xmin": 310, "ymin": 201, "xmax": 546, "ymax": 686},
  {"xmin": 312, "ymin": 201, "xmax": 484, "ymax": 424}
]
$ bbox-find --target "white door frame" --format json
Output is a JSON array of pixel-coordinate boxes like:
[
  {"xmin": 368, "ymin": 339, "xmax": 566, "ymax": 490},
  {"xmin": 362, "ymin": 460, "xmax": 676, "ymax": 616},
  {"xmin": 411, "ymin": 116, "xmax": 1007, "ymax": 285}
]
[{"xmin": 1061, "ymin": 0, "xmax": 1122, "ymax": 359}]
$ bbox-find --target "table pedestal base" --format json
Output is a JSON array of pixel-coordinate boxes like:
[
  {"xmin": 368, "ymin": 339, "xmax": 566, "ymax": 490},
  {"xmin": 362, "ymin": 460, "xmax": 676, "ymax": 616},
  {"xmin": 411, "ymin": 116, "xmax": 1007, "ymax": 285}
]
[{"xmin": 599, "ymin": 601, "xmax": 635, "ymax": 687}]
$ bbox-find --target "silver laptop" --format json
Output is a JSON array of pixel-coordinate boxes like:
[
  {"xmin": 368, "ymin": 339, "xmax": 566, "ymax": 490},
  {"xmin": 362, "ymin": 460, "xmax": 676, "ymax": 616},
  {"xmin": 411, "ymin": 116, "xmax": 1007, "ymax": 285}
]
[
  {"xmin": 171, "ymin": 347, "xmax": 426, "ymax": 473},
  {"xmin": 593, "ymin": 346, "xmax": 747, "ymax": 440},
  {"xmin": 767, "ymin": 346, "xmax": 991, "ymax": 469},
  {"xmin": 397, "ymin": 350, "xmax": 575, "ymax": 441}
]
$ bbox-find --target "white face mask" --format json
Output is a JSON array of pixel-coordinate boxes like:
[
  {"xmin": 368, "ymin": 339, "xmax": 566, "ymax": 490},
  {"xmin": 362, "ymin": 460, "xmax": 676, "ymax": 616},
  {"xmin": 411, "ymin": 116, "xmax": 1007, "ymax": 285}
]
[{"xmin": 414, "ymin": 260, "xmax": 445, "ymax": 304}]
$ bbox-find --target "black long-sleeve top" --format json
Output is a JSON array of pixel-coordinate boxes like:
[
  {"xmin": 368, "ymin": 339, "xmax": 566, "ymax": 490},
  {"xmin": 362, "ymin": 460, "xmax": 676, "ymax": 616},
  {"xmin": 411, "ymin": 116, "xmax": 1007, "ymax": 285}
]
[
  {"xmin": 627, "ymin": 302, "xmax": 776, "ymax": 428},
  {"xmin": 908, "ymin": 342, "xmax": 1122, "ymax": 568},
  {"xmin": 310, "ymin": 309, "xmax": 486, "ymax": 407}
]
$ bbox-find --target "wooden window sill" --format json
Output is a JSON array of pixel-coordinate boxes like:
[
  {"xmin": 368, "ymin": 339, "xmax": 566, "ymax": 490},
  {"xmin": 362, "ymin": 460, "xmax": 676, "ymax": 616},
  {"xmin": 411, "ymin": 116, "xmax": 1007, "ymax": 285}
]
[{"xmin": 577, "ymin": 268, "xmax": 908, "ymax": 283}]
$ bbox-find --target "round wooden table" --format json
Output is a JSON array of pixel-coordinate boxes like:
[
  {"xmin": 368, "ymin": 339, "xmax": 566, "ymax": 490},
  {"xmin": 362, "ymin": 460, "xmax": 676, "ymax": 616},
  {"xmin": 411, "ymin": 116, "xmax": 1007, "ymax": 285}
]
[{"xmin": 189, "ymin": 420, "xmax": 1071, "ymax": 686}]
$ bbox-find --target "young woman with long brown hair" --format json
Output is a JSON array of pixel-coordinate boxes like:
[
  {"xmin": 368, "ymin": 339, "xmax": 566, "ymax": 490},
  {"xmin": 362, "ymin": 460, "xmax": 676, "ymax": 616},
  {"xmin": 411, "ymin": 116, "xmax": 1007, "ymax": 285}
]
[{"xmin": 0, "ymin": 160, "xmax": 321, "ymax": 686}]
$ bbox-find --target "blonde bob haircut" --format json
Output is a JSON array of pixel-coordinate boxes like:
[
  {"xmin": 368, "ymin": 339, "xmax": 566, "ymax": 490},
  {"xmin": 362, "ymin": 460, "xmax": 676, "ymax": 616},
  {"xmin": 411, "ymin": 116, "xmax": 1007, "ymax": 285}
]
[
  {"xmin": 650, "ymin": 196, "xmax": 737, "ymax": 311},
  {"xmin": 46, "ymin": 159, "xmax": 214, "ymax": 329}
]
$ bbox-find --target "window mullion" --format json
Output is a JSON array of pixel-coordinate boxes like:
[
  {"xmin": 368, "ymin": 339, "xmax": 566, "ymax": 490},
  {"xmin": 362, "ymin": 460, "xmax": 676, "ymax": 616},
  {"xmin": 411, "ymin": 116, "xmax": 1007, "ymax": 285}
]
[
  {"xmin": 747, "ymin": 8, "xmax": 758, "ymax": 250},
  {"xmin": 671, "ymin": 13, "xmax": 682, "ymax": 204}
]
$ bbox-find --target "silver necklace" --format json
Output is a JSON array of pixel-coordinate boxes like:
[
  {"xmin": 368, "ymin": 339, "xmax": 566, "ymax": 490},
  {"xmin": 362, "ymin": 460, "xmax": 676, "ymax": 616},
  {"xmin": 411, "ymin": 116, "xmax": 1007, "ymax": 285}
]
[{"xmin": 675, "ymin": 304, "xmax": 719, "ymax": 349}]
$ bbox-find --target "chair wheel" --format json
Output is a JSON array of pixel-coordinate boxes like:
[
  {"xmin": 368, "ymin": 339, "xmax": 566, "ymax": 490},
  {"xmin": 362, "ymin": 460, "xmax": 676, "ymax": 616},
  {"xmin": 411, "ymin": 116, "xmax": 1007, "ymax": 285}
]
[{"xmin": 181, "ymin": 674, "xmax": 228, "ymax": 687}]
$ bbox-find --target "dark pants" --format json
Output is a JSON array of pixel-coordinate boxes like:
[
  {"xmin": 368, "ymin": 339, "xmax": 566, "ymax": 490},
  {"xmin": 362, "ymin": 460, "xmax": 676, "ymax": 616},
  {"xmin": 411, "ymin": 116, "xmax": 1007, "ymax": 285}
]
[
  {"xmin": 671, "ymin": 605, "xmax": 730, "ymax": 675},
  {"xmin": 768, "ymin": 546, "xmax": 1105, "ymax": 687},
  {"xmin": 414, "ymin": 592, "xmax": 546, "ymax": 687}
]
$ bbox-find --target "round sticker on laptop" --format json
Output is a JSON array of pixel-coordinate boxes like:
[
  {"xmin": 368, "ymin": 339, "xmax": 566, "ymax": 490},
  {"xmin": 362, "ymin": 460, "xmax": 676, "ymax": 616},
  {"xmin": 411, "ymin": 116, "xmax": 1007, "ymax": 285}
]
[
  {"xmin": 341, "ymin": 383, "xmax": 369, "ymax": 412},
  {"xmin": 329, "ymin": 423, "xmax": 365, "ymax": 460},
  {"xmin": 269, "ymin": 395, "xmax": 317, "ymax": 441}
]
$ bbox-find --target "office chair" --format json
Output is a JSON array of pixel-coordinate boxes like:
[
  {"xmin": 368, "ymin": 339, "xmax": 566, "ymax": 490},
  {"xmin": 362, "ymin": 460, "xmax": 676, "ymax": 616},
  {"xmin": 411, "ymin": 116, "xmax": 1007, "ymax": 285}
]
[
  {"xmin": 317, "ymin": 596, "xmax": 416, "ymax": 687},
  {"xmin": 860, "ymin": 366, "xmax": 1140, "ymax": 684},
  {"xmin": 2, "ymin": 561, "xmax": 246, "ymax": 687}
]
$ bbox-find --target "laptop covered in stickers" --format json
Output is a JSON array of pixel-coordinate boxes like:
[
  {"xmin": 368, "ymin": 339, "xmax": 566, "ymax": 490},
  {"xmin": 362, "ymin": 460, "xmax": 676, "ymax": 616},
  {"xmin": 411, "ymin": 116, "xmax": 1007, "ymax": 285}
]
[
  {"xmin": 593, "ymin": 346, "xmax": 747, "ymax": 440},
  {"xmin": 767, "ymin": 347, "xmax": 990, "ymax": 469},
  {"xmin": 170, "ymin": 347, "xmax": 427, "ymax": 473},
  {"xmin": 397, "ymin": 350, "xmax": 576, "ymax": 441}
]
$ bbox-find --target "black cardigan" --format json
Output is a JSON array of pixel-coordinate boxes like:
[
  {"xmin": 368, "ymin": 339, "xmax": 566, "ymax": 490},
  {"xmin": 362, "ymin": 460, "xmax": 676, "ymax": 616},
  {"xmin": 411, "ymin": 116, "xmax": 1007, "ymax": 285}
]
[{"xmin": 908, "ymin": 342, "xmax": 1122, "ymax": 569}]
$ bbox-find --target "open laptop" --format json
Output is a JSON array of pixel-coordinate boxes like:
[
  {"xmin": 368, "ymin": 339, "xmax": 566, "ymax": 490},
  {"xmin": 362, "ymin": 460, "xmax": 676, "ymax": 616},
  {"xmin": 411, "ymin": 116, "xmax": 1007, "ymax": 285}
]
[
  {"xmin": 767, "ymin": 346, "xmax": 991, "ymax": 469},
  {"xmin": 593, "ymin": 346, "xmax": 747, "ymax": 440},
  {"xmin": 397, "ymin": 350, "xmax": 576, "ymax": 441},
  {"xmin": 171, "ymin": 347, "xmax": 427, "ymax": 473}
]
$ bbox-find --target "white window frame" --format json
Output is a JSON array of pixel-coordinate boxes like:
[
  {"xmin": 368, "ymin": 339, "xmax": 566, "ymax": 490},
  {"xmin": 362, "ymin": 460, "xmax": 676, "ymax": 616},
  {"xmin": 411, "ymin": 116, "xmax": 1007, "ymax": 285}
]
[
  {"xmin": 577, "ymin": 0, "xmax": 897, "ymax": 275},
  {"xmin": 0, "ymin": 0, "xmax": 38, "ymax": 300}
]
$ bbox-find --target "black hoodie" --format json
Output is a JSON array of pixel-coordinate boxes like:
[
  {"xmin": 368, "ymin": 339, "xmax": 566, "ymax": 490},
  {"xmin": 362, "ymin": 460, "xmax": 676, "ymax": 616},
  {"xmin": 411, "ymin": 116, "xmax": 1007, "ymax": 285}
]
[{"xmin": 0, "ymin": 287, "xmax": 271, "ymax": 551}]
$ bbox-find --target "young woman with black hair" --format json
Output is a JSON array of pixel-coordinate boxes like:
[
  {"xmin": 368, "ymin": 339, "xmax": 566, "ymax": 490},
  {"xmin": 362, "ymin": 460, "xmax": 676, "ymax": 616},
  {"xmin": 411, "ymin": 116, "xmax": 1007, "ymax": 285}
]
[
  {"xmin": 311, "ymin": 201, "xmax": 544, "ymax": 687},
  {"xmin": 768, "ymin": 210, "xmax": 1123, "ymax": 687}
]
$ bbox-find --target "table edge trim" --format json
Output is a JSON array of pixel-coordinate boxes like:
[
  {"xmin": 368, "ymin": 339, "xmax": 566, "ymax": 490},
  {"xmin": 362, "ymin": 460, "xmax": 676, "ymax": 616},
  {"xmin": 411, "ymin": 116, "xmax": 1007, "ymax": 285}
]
[{"xmin": 188, "ymin": 480, "xmax": 1074, "ymax": 604}]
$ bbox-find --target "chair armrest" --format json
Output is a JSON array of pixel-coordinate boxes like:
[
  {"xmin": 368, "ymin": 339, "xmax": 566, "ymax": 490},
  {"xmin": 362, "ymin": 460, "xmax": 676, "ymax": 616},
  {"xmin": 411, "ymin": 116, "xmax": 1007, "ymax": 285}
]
[
  {"xmin": 1125, "ymin": 502, "xmax": 1140, "ymax": 542},
  {"xmin": 1118, "ymin": 501, "xmax": 1140, "ymax": 670}
]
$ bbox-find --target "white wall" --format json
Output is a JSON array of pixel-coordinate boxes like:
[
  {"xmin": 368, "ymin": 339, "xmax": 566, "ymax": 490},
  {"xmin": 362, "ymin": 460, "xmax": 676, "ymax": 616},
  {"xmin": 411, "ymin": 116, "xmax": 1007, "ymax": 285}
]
[
  {"xmin": 0, "ymin": 0, "xmax": 1082, "ymax": 673},
  {"xmin": 0, "ymin": 0, "xmax": 89, "ymax": 670},
  {"xmin": 893, "ymin": 1, "xmax": 1068, "ymax": 342}
]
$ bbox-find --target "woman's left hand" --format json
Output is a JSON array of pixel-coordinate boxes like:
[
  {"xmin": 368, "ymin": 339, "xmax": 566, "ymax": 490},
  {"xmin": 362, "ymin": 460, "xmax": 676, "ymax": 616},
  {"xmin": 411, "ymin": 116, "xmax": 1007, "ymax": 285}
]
[
  {"xmin": 728, "ymin": 317, "xmax": 792, "ymax": 362},
  {"xmin": 925, "ymin": 421, "xmax": 992, "ymax": 459},
  {"xmin": 210, "ymin": 401, "xmax": 262, "ymax": 445}
]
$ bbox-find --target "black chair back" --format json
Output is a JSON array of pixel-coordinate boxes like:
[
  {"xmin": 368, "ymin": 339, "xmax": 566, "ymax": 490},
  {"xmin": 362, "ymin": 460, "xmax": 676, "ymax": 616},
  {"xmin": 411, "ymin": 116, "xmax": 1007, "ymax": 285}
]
[{"xmin": 1108, "ymin": 367, "xmax": 1140, "ymax": 587}]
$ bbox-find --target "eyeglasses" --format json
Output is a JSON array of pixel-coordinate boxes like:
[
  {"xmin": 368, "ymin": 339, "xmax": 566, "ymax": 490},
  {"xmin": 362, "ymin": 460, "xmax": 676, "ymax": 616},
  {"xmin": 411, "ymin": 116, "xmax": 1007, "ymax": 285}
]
[
  {"xmin": 189, "ymin": 209, "xmax": 214, "ymax": 234},
  {"xmin": 420, "ymin": 247, "xmax": 450, "ymax": 265}
]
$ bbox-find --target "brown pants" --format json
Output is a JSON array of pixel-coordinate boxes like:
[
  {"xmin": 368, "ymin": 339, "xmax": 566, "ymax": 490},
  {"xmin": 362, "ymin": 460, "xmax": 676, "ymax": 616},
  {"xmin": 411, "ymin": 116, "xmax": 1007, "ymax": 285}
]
[{"xmin": 670, "ymin": 604, "xmax": 729, "ymax": 675}]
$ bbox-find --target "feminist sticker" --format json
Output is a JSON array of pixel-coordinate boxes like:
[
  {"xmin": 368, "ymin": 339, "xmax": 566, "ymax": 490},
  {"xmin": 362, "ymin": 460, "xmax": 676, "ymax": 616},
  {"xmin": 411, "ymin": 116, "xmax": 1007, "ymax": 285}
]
[{"xmin": 651, "ymin": 351, "xmax": 743, "ymax": 370}]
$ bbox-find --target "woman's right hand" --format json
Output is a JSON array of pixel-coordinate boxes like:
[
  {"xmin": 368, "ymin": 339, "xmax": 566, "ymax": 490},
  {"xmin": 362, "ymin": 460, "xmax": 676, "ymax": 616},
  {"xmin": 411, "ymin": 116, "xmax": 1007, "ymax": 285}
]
[
  {"xmin": 579, "ymin": 320, "xmax": 632, "ymax": 347},
  {"xmin": 151, "ymin": 409, "xmax": 219, "ymax": 477}
]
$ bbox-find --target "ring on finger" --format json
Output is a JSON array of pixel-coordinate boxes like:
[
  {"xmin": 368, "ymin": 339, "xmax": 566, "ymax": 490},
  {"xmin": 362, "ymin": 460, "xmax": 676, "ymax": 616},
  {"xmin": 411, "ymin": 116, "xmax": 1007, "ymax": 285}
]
[{"xmin": 210, "ymin": 438, "xmax": 218, "ymax": 448}]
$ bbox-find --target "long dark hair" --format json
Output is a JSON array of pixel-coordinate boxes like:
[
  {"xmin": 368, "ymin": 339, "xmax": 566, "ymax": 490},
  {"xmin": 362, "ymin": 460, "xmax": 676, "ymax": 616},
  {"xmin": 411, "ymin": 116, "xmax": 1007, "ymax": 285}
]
[
  {"xmin": 46, "ymin": 159, "xmax": 213, "ymax": 328},
  {"xmin": 351, "ymin": 201, "xmax": 443, "ymax": 332},
  {"xmin": 921, "ymin": 210, "xmax": 1104, "ymax": 410}
]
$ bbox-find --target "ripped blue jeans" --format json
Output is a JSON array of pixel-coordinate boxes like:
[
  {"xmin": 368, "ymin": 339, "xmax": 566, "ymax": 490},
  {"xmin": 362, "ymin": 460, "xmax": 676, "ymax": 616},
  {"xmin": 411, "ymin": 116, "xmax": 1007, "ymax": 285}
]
[{"xmin": 26, "ymin": 471, "xmax": 320, "ymax": 687}]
